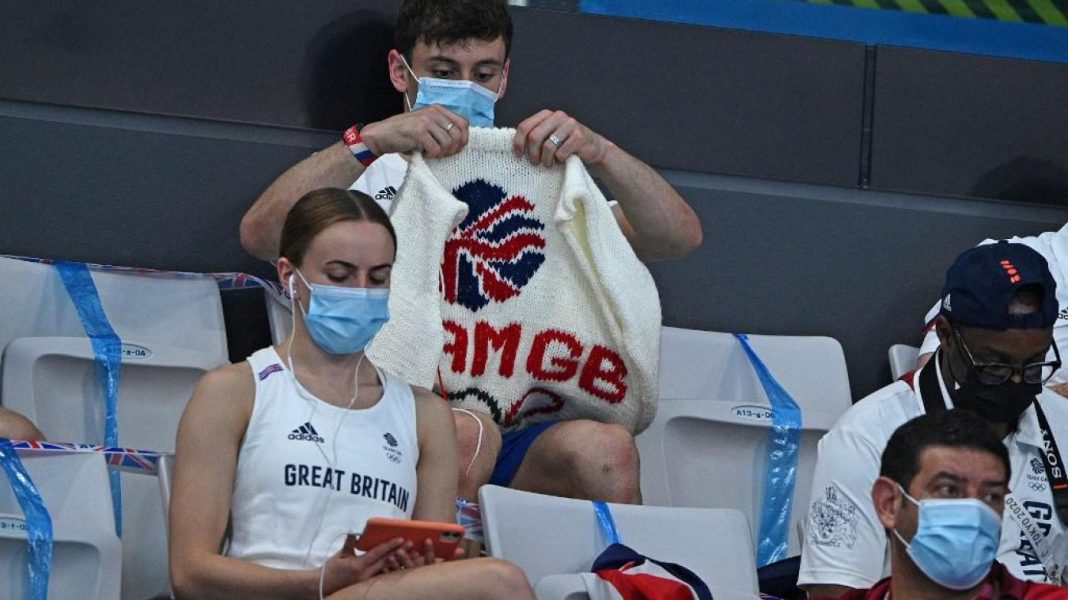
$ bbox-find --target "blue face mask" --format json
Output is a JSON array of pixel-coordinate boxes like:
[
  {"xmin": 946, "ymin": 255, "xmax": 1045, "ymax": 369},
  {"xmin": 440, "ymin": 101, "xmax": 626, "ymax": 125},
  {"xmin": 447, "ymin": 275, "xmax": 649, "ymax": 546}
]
[
  {"xmin": 892, "ymin": 485, "xmax": 1001, "ymax": 591},
  {"xmin": 292, "ymin": 270, "xmax": 390, "ymax": 355},
  {"xmin": 403, "ymin": 56, "xmax": 501, "ymax": 128}
]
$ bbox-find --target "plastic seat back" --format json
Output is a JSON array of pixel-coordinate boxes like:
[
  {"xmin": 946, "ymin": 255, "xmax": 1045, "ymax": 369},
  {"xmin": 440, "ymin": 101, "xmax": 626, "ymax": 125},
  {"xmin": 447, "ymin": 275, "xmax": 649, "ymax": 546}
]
[
  {"xmin": 0, "ymin": 452, "xmax": 121, "ymax": 600},
  {"xmin": 479, "ymin": 484, "xmax": 759, "ymax": 598},
  {"xmin": 888, "ymin": 344, "xmax": 920, "ymax": 381},
  {"xmin": 637, "ymin": 327, "xmax": 852, "ymax": 556}
]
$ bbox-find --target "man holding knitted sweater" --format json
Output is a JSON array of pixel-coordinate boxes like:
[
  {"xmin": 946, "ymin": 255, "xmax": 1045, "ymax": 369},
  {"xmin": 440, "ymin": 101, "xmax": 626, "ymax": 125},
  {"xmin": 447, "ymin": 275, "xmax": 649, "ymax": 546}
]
[{"xmin": 241, "ymin": 0, "xmax": 701, "ymax": 518}]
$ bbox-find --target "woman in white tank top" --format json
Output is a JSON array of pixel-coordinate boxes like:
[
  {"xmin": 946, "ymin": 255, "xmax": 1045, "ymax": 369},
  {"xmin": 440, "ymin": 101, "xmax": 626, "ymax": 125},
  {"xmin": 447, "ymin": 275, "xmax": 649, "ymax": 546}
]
[{"xmin": 169, "ymin": 188, "xmax": 532, "ymax": 599}]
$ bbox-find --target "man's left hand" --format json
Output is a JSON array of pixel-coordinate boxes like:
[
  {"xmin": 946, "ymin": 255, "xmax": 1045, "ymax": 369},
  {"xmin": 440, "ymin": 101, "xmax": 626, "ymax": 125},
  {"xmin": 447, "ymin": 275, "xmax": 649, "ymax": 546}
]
[{"xmin": 513, "ymin": 110, "xmax": 611, "ymax": 169}]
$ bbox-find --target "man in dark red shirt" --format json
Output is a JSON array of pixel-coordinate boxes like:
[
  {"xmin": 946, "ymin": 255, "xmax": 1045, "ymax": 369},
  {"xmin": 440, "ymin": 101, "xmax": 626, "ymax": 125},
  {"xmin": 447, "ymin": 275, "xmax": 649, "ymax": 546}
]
[{"xmin": 818, "ymin": 410, "xmax": 1067, "ymax": 600}]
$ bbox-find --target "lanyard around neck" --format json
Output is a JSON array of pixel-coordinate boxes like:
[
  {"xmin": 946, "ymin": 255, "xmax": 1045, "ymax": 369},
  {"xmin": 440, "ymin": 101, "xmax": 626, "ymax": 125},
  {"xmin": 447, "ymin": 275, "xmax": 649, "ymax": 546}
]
[
  {"xmin": 1032, "ymin": 402, "xmax": 1068, "ymax": 528},
  {"xmin": 918, "ymin": 351, "xmax": 1068, "ymax": 529}
]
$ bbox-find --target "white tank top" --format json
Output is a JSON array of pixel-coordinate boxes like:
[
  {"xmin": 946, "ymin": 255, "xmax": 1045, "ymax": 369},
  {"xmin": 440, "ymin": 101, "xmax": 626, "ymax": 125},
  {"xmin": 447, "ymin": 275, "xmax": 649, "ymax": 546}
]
[{"xmin": 227, "ymin": 347, "xmax": 419, "ymax": 569}]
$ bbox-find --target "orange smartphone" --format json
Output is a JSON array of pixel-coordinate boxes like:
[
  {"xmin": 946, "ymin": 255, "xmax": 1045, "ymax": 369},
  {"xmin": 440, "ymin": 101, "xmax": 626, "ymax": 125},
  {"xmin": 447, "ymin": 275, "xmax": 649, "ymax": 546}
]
[{"xmin": 354, "ymin": 517, "xmax": 465, "ymax": 560}]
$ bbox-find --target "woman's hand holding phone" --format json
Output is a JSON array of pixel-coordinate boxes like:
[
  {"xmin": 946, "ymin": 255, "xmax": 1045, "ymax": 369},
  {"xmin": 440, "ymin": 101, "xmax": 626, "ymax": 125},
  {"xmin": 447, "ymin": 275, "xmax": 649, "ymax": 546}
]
[
  {"xmin": 319, "ymin": 534, "xmax": 409, "ymax": 594},
  {"xmin": 383, "ymin": 538, "xmax": 465, "ymax": 572},
  {"xmin": 355, "ymin": 518, "xmax": 466, "ymax": 564}
]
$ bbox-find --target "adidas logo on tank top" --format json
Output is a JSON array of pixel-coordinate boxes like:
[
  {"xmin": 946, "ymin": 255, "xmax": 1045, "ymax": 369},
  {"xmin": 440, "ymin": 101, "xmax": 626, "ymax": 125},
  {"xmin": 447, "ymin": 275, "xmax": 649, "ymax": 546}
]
[{"xmin": 287, "ymin": 421, "xmax": 324, "ymax": 444}]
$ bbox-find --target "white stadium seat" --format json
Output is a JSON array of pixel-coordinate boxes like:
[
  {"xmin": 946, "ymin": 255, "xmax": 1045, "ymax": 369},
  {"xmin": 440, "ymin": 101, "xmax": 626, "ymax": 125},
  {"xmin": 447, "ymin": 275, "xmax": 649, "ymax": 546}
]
[
  {"xmin": 0, "ymin": 452, "xmax": 121, "ymax": 600},
  {"xmin": 1, "ymin": 337, "xmax": 217, "ymax": 450},
  {"xmin": 479, "ymin": 485, "xmax": 760, "ymax": 599},
  {"xmin": 0, "ymin": 256, "xmax": 229, "ymax": 600},
  {"xmin": 636, "ymin": 327, "xmax": 852, "ymax": 557},
  {"xmin": 1, "ymin": 336, "xmax": 218, "ymax": 600},
  {"xmin": 888, "ymin": 343, "xmax": 920, "ymax": 381},
  {"xmin": 0, "ymin": 256, "xmax": 229, "ymax": 369}
]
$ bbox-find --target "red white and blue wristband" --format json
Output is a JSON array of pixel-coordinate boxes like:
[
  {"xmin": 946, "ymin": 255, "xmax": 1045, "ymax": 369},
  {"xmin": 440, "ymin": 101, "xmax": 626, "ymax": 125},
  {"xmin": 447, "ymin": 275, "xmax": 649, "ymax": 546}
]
[{"xmin": 342, "ymin": 125, "xmax": 377, "ymax": 167}]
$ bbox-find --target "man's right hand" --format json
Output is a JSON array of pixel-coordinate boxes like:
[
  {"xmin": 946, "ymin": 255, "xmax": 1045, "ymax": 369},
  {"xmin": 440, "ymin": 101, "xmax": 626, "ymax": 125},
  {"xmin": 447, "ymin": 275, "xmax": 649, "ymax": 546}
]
[
  {"xmin": 240, "ymin": 105, "xmax": 470, "ymax": 262},
  {"xmin": 360, "ymin": 105, "xmax": 469, "ymax": 159}
]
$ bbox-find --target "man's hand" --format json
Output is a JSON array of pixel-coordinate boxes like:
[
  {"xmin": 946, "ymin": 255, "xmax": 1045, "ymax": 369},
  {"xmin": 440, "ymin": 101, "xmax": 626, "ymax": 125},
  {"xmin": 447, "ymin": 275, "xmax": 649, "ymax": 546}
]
[
  {"xmin": 319, "ymin": 535, "xmax": 406, "ymax": 595},
  {"xmin": 511, "ymin": 109, "xmax": 702, "ymax": 261},
  {"xmin": 513, "ymin": 109, "xmax": 612, "ymax": 169},
  {"xmin": 360, "ymin": 105, "xmax": 470, "ymax": 159}
]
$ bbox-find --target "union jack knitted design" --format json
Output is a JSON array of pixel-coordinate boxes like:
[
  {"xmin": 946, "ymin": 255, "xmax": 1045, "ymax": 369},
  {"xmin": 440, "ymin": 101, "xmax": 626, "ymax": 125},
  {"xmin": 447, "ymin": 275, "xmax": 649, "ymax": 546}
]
[
  {"xmin": 367, "ymin": 128, "xmax": 660, "ymax": 433},
  {"xmin": 581, "ymin": 543, "xmax": 714, "ymax": 600}
]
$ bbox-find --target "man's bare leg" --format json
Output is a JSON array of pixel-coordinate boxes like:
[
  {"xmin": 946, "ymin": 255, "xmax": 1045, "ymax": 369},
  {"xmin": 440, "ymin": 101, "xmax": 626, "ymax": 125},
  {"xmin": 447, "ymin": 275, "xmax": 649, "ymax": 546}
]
[{"xmin": 508, "ymin": 420, "xmax": 641, "ymax": 504}]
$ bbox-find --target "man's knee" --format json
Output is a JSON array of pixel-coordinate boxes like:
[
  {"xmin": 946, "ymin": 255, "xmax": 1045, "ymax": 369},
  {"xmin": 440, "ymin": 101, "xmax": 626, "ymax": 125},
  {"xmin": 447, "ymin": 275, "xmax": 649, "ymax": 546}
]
[{"xmin": 557, "ymin": 421, "xmax": 640, "ymax": 503}]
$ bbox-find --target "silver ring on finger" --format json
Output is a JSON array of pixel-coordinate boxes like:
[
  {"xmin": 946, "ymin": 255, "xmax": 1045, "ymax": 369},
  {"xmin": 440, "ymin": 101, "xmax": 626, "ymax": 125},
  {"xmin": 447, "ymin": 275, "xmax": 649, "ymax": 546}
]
[
  {"xmin": 549, "ymin": 133, "xmax": 564, "ymax": 148},
  {"xmin": 444, "ymin": 121, "xmax": 454, "ymax": 132}
]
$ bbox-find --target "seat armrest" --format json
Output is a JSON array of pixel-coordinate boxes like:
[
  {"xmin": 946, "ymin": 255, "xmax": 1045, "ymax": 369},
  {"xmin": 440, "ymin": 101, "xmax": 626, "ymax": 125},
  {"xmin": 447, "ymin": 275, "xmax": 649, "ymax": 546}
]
[{"xmin": 534, "ymin": 574, "xmax": 590, "ymax": 600}]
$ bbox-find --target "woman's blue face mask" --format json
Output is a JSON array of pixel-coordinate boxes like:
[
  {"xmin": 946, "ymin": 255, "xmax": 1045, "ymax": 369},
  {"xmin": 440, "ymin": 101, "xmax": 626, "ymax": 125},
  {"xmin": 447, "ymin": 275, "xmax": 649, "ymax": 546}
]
[
  {"xmin": 402, "ymin": 55, "xmax": 503, "ymax": 128},
  {"xmin": 291, "ymin": 269, "xmax": 390, "ymax": 355}
]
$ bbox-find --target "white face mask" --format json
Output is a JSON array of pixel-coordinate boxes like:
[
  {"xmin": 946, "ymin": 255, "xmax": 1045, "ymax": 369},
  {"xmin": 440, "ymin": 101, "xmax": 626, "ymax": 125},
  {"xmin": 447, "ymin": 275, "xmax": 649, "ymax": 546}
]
[{"xmin": 401, "ymin": 55, "xmax": 503, "ymax": 128}]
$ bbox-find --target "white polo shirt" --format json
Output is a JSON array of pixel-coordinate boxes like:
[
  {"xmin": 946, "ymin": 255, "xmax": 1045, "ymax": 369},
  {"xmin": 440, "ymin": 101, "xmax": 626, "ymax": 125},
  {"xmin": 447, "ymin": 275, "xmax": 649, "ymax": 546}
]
[
  {"xmin": 797, "ymin": 355, "xmax": 1068, "ymax": 588},
  {"xmin": 918, "ymin": 225, "xmax": 1068, "ymax": 384},
  {"xmin": 350, "ymin": 153, "xmax": 408, "ymax": 214}
]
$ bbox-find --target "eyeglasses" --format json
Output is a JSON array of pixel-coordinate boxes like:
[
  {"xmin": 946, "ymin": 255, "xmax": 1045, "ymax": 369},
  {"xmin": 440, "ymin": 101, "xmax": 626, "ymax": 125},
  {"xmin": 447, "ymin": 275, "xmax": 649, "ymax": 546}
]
[{"xmin": 952, "ymin": 327, "xmax": 1062, "ymax": 386}]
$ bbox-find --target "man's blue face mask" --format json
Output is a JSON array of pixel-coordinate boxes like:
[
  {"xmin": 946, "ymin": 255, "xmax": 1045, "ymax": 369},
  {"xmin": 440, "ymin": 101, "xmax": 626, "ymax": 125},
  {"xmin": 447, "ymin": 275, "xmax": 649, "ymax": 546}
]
[
  {"xmin": 892, "ymin": 484, "xmax": 1001, "ymax": 591},
  {"xmin": 402, "ymin": 56, "xmax": 502, "ymax": 128}
]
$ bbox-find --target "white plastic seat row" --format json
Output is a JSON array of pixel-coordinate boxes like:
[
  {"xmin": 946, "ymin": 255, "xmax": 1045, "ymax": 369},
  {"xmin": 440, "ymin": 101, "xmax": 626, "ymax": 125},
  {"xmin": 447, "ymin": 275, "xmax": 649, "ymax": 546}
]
[
  {"xmin": 479, "ymin": 484, "xmax": 761, "ymax": 600},
  {"xmin": 0, "ymin": 255, "xmax": 230, "ymax": 600},
  {"xmin": 636, "ymin": 327, "xmax": 853, "ymax": 557},
  {"xmin": 0, "ymin": 452, "xmax": 121, "ymax": 600},
  {"xmin": 3, "ymin": 336, "xmax": 219, "ymax": 600},
  {"xmin": 0, "ymin": 337, "xmax": 217, "ymax": 600},
  {"xmin": 0, "ymin": 256, "xmax": 229, "ymax": 367}
]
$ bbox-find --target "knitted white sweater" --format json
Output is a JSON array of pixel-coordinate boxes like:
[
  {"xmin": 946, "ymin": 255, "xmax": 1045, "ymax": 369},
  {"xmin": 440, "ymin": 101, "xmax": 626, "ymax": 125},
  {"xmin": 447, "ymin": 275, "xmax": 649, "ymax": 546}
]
[{"xmin": 367, "ymin": 128, "xmax": 661, "ymax": 434}]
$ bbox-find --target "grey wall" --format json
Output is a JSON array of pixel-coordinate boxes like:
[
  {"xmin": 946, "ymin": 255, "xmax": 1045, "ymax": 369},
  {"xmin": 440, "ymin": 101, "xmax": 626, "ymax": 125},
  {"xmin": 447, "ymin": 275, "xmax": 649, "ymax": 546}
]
[{"xmin": 3, "ymin": 1, "xmax": 1068, "ymax": 398}]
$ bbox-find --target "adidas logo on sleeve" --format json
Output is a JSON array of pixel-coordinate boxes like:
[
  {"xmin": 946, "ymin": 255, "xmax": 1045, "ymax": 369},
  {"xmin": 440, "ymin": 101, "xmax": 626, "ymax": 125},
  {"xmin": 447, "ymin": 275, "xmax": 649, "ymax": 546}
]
[{"xmin": 287, "ymin": 422, "xmax": 325, "ymax": 444}]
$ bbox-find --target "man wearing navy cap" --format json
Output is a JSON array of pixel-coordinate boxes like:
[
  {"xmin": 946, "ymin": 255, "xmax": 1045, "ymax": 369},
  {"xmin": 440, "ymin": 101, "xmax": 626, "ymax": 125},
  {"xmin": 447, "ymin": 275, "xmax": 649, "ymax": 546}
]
[{"xmin": 799, "ymin": 242, "xmax": 1068, "ymax": 597}]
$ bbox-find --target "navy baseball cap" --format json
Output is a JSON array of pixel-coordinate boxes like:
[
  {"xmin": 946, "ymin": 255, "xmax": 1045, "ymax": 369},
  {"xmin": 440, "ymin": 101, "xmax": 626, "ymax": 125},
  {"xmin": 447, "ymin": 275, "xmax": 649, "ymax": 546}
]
[{"xmin": 940, "ymin": 241, "xmax": 1058, "ymax": 330}]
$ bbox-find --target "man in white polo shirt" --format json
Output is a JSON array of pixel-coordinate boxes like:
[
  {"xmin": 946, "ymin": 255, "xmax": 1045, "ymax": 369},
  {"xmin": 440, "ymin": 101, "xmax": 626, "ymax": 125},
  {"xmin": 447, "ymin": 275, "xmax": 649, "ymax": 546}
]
[
  {"xmin": 799, "ymin": 242, "xmax": 1068, "ymax": 597},
  {"xmin": 241, "ymin": 0, "xmax": 702, "ymax": 546}
]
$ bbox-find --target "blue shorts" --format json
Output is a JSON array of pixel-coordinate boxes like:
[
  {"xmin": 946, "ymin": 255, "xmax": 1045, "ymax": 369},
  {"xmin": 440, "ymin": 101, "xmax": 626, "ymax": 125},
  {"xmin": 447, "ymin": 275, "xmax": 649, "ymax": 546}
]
[{"xmin": 489, "ymin": 420, "xmax": 559, "ymax": 487}]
